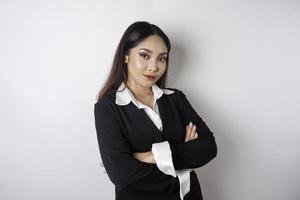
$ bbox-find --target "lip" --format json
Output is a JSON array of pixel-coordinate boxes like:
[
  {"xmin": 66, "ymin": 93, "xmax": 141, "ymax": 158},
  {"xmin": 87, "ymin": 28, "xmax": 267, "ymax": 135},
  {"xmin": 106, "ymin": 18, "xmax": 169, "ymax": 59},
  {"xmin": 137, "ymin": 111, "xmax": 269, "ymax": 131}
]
[{"xmin": 144, "ymin": 75, "xmax": 156, "ymax": 79}]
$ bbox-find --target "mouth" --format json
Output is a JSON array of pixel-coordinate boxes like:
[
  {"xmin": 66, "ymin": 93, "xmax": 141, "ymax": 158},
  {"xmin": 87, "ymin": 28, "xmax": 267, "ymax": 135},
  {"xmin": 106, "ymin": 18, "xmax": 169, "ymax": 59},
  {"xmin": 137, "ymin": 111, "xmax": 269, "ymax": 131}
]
[{"xmin": 144, "ymin": 75, "xmax": 156, "ymax": 80}]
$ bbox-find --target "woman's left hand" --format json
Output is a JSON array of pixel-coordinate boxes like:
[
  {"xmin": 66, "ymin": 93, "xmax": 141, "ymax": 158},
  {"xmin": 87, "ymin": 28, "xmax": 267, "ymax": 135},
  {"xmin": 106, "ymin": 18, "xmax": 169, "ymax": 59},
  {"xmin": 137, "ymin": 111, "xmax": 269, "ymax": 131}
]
[{"xmin": 133, "ymin": 151, "xmax": 156, "ymax": 164}]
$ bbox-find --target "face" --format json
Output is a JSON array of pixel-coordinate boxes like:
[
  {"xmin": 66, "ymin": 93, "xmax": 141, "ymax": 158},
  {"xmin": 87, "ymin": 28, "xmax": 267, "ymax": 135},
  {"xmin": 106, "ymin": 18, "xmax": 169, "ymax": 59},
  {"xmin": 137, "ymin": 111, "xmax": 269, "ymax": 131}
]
[{"xmin": 124, "ymin": 35, "xmax": 168, "ymax": 89}]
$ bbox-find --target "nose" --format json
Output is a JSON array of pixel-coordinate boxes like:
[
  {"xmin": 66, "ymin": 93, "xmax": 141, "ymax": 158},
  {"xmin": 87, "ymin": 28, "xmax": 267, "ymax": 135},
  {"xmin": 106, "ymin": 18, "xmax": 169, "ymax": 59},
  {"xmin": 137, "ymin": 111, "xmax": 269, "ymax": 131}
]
[{"xmin": 147, "ymin": 60, "xmax": 158, "ymax": 72}]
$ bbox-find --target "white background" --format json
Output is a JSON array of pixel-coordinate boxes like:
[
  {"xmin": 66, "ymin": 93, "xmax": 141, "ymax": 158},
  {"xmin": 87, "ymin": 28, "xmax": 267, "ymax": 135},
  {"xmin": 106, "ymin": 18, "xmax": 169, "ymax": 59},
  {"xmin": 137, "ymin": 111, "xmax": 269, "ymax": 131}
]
[{"xmin": 1, "ymin": 0, "xmax": 299, "ymax": 199}]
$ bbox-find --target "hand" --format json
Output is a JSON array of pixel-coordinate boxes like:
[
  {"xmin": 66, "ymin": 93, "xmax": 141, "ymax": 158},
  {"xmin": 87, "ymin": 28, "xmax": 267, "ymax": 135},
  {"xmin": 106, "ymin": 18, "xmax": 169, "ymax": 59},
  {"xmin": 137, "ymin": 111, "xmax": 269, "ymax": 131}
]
[
  {"xmin": 100, "ymin": 162, "xmax": 107, "ymax": 174},
  {"xmin": 133, "ymin": 151, "xmax": 156, "ymax": 164},
  {"xmin": 184, "ymin": 121, "xmax": 198, "ymax": 142}
]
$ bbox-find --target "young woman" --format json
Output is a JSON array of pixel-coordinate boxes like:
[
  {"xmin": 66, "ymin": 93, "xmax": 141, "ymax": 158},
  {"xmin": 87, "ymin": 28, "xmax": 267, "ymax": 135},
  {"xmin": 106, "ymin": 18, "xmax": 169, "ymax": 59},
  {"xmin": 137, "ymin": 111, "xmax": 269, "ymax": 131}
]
[{"xmin": 94, "ymin": 21, "xmax": 217, "ymax": 200}]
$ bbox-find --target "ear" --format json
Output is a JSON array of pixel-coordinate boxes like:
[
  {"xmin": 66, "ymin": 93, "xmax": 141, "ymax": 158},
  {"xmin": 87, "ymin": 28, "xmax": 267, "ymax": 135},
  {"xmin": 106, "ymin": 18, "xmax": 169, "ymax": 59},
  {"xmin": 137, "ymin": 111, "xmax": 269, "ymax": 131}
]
[{"xmin": 124, "ymin": 55, "xmax": 129, "ymax": 63}]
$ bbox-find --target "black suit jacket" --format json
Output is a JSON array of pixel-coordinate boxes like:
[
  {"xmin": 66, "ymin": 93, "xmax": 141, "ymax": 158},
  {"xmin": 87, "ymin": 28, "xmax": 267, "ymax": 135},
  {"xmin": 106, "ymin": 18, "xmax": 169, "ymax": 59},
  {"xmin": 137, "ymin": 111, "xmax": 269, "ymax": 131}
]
[{"xmin": 94, "ymin": 87, "xmax": 217, "ymax": 200}]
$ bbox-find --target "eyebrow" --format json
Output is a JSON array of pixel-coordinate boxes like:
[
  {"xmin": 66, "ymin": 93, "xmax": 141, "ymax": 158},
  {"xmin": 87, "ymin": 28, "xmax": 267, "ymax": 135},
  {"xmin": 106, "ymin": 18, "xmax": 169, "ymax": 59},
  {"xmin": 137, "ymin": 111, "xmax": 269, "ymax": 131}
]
[{"xmin": 139, "ymin": 48, "xmax": 168, "ymax": 55}]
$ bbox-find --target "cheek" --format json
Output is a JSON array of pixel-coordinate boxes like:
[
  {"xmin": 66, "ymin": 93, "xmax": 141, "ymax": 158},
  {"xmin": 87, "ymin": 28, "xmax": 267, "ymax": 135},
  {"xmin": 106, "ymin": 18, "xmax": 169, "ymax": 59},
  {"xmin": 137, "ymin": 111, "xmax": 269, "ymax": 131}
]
[
  {"xmin": 128, "ymin": 61, "xmax": 145, "ymax": 75},
  {"xmin": 137, "ymin": 57, "xmax": 148, "ymax": 66},
  {"xmin": 132, "ymin": 56, "xmax": 147, "ymax": 68},
  {"xmin": 158, "ymin": 64, "xmax": 167, "ymax": 74}
]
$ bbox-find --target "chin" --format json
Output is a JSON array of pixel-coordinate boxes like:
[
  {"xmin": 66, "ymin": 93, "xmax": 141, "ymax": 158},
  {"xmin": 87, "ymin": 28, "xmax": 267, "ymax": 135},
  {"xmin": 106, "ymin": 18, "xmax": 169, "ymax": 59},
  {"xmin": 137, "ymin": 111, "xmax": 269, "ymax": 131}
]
[{"xmin": 141, "ymin": 81, "xmax": 154, "ymax": 87}]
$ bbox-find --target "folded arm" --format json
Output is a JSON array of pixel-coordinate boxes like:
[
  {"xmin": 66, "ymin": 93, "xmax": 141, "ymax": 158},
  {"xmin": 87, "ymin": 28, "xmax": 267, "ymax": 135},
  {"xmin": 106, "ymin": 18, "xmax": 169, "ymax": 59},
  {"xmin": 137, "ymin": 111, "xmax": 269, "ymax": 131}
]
[
  {"xmin": 169, "ymin": 89, "xmax": 218, "ymax": 170},
  {"xmin": 94, "ymin": 101, "xmax": 178, "ymax": 192}
]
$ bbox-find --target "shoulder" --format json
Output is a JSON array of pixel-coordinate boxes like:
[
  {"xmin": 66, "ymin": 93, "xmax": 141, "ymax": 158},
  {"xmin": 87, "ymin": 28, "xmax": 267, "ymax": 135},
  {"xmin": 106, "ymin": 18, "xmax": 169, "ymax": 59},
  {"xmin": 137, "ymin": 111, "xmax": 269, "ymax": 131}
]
[
  {"xmin": 162, "ymin": 87, "xmax": 192, "ymax": 109},
  {"xmin": 94, "ymin": 91, "xmax": 118, "ymax": 115},
  {"xmin": 163, "ymin": 87, "xmax": 187, "ymax": 99}
]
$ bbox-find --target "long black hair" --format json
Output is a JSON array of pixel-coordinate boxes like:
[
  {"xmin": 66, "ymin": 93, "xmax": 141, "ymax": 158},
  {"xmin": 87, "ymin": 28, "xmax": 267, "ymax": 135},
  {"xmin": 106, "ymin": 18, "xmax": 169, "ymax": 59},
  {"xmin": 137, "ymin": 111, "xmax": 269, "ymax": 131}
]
[{"xmin": 96, "ymin": 21, "xmax": 171, "ymax": 101}]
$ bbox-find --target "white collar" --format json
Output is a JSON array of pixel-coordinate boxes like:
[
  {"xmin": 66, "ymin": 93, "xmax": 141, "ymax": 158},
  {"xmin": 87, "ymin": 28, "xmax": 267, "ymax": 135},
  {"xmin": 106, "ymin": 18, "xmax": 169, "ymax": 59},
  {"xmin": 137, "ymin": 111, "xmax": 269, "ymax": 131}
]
[{"xmin": 115, "ymin": 82, "xmax": 174, "ymax": 107}]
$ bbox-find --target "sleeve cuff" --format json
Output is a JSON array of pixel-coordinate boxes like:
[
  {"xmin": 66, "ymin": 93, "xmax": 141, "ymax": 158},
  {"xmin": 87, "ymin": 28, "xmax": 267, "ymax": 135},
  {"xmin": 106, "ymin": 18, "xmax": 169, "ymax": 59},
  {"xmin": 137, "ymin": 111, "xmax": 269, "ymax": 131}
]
[
  {"xmin": 175, "ymin": 169, "xmax": 192, "ymax": 200},
  {"xmin": 151, "ymin": 141, "xmax": 176, "ymax": 177}
]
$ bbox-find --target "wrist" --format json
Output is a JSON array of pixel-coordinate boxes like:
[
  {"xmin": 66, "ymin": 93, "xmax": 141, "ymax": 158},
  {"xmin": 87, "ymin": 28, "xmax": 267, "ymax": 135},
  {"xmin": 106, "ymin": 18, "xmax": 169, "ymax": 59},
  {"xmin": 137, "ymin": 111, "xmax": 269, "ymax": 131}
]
[{"xmin": 148, "ymin": 151, "xmax": 156, "ymax": 164}]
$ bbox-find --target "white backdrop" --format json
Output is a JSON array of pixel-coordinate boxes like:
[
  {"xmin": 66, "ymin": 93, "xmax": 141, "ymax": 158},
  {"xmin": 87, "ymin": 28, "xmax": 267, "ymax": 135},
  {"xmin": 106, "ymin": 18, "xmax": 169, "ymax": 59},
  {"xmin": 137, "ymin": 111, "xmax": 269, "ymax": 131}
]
[{"xmin": 1, "ymin": 0, "xmax": 299, "ymax": 199}]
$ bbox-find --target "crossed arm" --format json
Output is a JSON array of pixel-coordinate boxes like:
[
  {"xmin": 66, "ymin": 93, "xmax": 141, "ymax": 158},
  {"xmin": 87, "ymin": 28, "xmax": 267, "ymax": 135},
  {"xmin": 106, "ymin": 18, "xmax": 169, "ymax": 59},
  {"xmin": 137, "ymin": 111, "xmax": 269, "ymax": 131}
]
[
  {"xmin": 94, "ymin": 89, "xmax": 217, "ymax": 191},
  {"xmin": 100, "ymin": 121, "xmax": 199, "ymax": 174}
]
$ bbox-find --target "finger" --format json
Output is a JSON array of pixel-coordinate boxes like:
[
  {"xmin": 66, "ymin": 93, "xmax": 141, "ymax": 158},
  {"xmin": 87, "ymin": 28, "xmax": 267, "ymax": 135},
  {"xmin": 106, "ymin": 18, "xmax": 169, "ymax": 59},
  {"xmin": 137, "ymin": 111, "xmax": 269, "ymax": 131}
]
[
  {"xmin": 194, "ymin": 132, "xmax": 198, "ymax": 139},
  {"xmin": 185, "ymin": 125, "xmax": 189, "ymax": 142},
  {"xmin": 185, "ymin": 123, "xmax": 191, "ymax": 142},
  {"xmin": 190, "ymin": 125, "xmax": 197, "ymax": 139},
  {"xmin": 186, "ymin": 122, "xmax": 193, "ymax": 142},
  {"xmin": 191, "ymin": 132, "xmax": 198, "ymax": 140}
]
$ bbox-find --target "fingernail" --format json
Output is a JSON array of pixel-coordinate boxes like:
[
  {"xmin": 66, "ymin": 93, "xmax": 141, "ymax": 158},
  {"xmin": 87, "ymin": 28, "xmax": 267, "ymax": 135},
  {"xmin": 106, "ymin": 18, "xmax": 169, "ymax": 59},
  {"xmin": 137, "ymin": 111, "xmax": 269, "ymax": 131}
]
[{"xmin": 189, "ymin": 122, "xmax": 193, "ymax": 126}]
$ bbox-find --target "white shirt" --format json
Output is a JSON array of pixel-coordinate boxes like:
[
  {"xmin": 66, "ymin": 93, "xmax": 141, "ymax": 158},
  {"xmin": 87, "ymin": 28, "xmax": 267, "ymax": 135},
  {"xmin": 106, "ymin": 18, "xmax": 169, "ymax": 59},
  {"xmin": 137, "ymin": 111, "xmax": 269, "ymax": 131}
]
[{"xmin": 115, "ymin": 81, "xmax": 191, "ymax": 200}]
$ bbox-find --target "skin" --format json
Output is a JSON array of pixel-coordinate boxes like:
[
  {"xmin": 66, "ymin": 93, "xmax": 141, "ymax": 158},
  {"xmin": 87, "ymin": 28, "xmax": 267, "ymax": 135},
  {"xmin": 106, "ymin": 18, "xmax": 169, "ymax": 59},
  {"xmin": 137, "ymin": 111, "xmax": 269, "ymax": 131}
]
[
  {"xmin": 100, "ymin": 35, "xmax": 198, "ymax": 174},
  {"xmin": 124, "ymin": 35, "xmax": 168, "ymax": 109}
]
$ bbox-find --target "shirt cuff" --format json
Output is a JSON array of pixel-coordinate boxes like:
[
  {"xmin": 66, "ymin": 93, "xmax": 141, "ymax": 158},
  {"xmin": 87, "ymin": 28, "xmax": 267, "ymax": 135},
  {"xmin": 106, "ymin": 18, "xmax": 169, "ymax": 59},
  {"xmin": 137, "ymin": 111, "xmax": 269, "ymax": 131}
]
[
  {"xmin": 151, "ymin": 141, "xmax": 176, "ymax": 177},
  {"xmin": 176, "ymin": 169, "xmax": 192, "ymax": 200}
]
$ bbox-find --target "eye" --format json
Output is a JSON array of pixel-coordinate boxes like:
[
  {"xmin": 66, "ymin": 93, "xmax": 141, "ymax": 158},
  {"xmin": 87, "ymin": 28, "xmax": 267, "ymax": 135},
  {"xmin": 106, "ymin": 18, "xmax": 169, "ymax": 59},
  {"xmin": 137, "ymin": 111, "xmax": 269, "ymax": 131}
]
[
  {"xmin": 139, "ymin": 53, "xmax": 150, "ymax": 59},
  {"xmin": 160, "ymin": 57, "xmax": 167, "ymax": 62}
]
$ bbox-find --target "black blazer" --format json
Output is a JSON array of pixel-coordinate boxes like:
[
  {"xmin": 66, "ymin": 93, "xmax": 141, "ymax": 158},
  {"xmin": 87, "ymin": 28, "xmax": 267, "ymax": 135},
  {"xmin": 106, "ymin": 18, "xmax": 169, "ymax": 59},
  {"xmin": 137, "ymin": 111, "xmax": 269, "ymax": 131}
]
[{"xmin": 94, "ymin": 87, "xmax": 217, "ymax": 200}]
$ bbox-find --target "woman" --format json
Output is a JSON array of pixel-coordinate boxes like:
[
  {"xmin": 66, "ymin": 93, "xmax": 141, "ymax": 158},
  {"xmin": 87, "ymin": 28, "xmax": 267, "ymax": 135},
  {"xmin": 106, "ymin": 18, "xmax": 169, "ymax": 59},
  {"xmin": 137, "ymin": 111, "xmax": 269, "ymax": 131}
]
[{"xmin": 94, "ymin": 21, "xmax": 217, "ymax": 200}]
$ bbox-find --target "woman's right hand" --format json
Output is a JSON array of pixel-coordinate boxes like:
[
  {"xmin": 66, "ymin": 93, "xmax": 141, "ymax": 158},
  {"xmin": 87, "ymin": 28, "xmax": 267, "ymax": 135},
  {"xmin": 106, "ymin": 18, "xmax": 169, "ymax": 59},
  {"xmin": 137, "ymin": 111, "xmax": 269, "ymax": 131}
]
[{"xmin": 184, "ymin": 122, "xmax": 198, "ymax": 142}]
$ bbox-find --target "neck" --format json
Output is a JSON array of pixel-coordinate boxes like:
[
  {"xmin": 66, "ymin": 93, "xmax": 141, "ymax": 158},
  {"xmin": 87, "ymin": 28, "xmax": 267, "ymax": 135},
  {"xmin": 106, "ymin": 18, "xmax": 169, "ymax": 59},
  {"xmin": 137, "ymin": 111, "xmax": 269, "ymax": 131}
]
[{"xmin": 125, "ymin": 80, "xmax": 153, "ymax": 99}]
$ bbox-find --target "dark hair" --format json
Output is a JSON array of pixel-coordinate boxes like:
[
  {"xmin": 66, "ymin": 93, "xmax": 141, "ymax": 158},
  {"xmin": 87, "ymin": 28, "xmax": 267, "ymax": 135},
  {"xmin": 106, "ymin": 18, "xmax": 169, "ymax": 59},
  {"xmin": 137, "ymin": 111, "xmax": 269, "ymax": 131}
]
[{"xmin": 96, "ymin": 21, "xmax": 171, "ymax": 101}]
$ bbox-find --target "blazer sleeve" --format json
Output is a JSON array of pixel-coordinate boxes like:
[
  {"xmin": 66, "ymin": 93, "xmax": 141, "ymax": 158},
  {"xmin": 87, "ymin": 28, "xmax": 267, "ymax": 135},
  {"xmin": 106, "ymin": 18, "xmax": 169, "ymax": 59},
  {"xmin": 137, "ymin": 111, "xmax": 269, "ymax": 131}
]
[
  {"xmin": 94, "ymin": 100, "xmax": 179, "ymax": 192},
  {"xmin": 169, "ymin": 89, "xmax": 218, "ymax": 170}
]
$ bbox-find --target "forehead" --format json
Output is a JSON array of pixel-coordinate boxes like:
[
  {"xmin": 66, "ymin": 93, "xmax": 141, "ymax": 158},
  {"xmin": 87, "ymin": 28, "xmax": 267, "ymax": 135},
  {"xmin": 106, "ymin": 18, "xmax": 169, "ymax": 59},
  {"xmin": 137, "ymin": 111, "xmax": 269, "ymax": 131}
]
[{"xmin": 133, "ymin": 35, "xmax": 168, "ymax": 53}]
